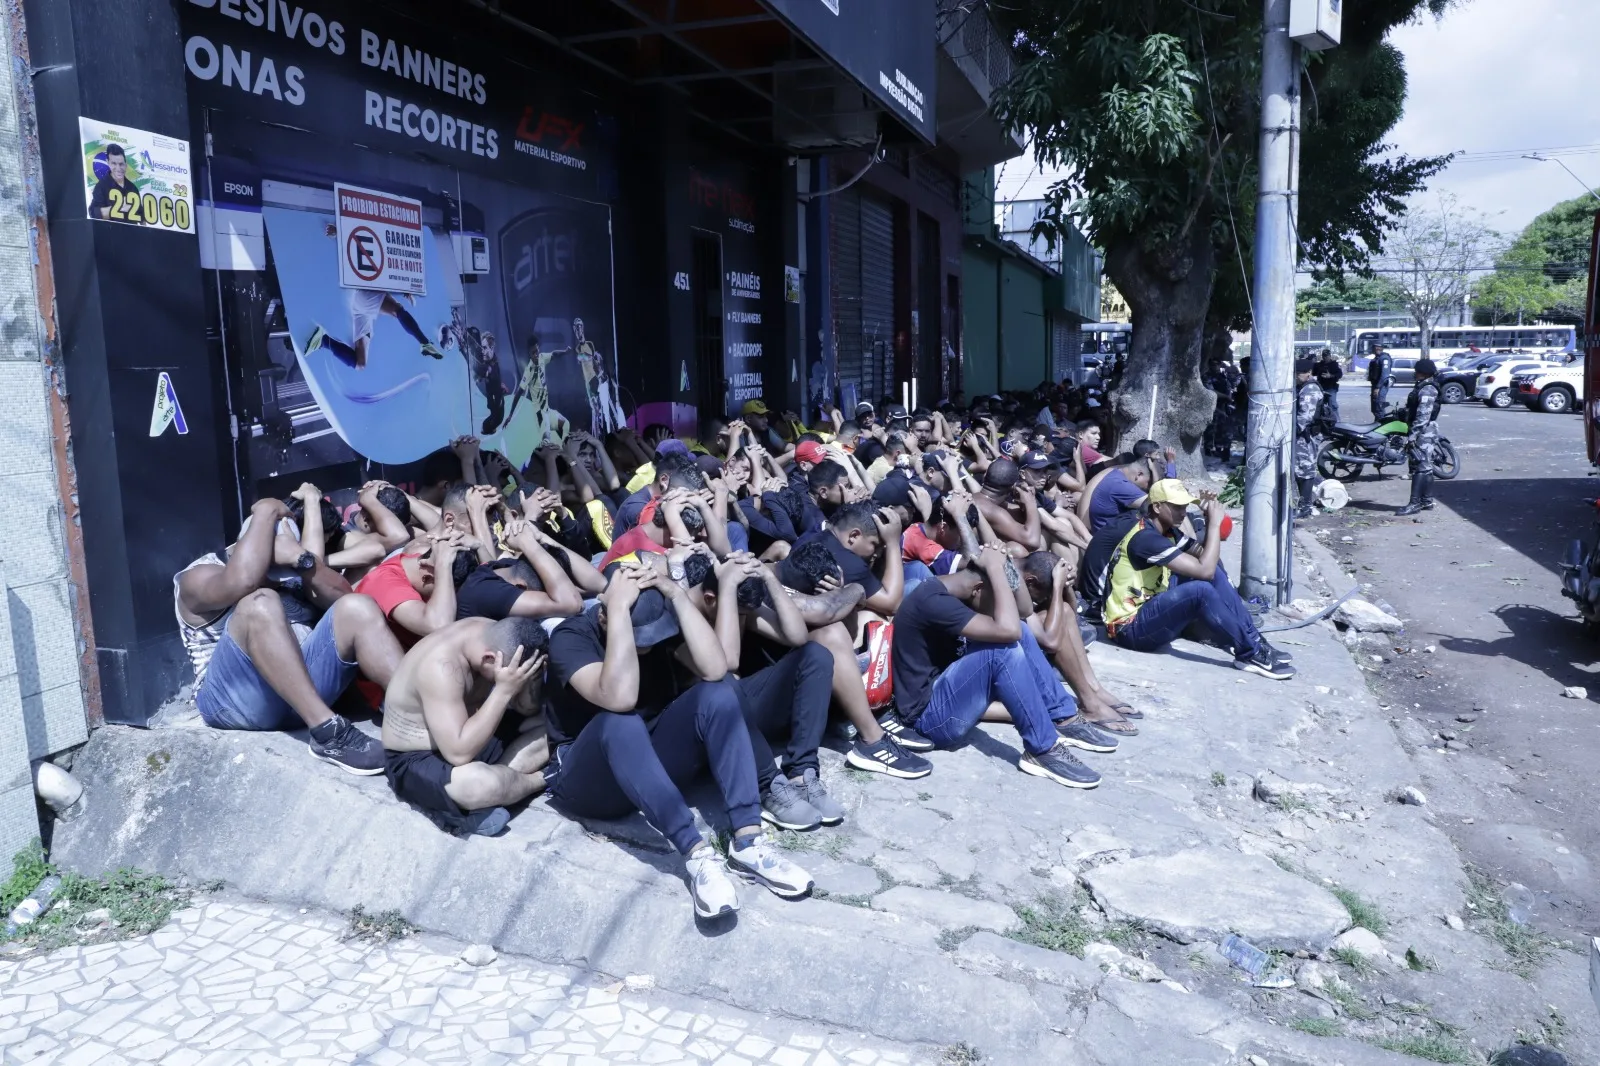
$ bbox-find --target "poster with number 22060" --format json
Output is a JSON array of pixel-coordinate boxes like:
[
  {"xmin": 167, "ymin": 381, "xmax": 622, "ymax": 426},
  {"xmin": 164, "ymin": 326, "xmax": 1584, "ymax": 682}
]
[{"xmin": 77, "ymin": 116, "xmax": 195, "ymax": 234}]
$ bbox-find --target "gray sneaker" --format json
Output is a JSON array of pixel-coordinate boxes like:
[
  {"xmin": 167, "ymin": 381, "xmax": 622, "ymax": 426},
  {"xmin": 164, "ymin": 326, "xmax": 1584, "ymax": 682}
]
[
  {"xmin": 760, "ymin": 776, "xmax": 822, "ymax": 831},
  {"xmin": 798, "ymin": 769, "xmax": 845, "ymax": 826},
  {"xmin": 727, "ymin": 834, "xmax": 814, "ymax": 898}
]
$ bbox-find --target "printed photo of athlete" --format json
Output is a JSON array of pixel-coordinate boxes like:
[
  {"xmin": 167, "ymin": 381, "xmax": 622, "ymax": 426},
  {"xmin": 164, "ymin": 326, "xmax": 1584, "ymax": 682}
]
[
  {"xmin": 571, "ymin": 316, "xmax": 623, "ymax": 435},
  {"xmin": 506, "ymin": 333, "xmax": 547, "ymax": 428},
  {"xmin": 304, "ymin": 222, "xmax": 446, "ymax": 370},
  {"xmin": 435, "ymin": 311, "xmax": 509, "ymax": 436}
]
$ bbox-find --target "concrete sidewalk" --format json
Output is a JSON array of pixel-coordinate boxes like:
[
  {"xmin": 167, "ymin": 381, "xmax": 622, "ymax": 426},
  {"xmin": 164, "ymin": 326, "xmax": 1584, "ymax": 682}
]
[{"xmin": 47, "ymin": 525, "xmax": 1597, "ymax": 1063}]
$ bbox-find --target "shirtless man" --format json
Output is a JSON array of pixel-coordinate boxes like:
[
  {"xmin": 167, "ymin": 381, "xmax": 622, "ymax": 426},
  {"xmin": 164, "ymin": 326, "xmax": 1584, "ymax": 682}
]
[
  {"xmin": 973, "ymin": 458, "xmax": 1044, "ymax": 554},
  {"xmin": 381, "ymin": 616, "xmax": 552, "ymax": 837}
]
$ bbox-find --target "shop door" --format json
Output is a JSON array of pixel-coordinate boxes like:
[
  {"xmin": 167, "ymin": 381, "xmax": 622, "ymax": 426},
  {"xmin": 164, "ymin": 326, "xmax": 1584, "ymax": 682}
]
[
  {"xmin": 829, "ymin": 188, "xmax": 897, "ymax": 409},
  {"xmin": 691, "ymin": 229, "xmax": 726, "ymax": 420},
  {"xmin": 916, "ymin": 213, "xmax": 941, "ymax": 406}
]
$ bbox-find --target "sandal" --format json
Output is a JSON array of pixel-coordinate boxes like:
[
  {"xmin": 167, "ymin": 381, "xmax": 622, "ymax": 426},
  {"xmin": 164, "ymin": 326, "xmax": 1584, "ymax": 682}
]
[
  {"xmin": 1108, "ymin": 702, "xmax": 1143, "ymax": 720},
  {"xmin": 1086, "ymin": 715, "xmax": 1139, "ymax": 736}
]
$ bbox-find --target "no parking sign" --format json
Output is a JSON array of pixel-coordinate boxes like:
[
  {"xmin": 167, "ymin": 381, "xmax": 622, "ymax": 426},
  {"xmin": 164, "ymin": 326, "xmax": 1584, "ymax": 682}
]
[{"xmin": 333, "ymin": 182, "xmax": 426, "ymax": 295}]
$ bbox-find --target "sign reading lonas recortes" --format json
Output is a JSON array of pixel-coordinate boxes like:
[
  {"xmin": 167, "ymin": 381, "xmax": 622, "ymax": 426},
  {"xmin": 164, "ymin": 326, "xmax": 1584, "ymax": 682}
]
[
  {"xmin": 78, "ymin": 117, "xmax": 195, "ymax": 233},
  {"xmin": 333, "ymin": 183, "xmax": 426, "ymax": 295}
]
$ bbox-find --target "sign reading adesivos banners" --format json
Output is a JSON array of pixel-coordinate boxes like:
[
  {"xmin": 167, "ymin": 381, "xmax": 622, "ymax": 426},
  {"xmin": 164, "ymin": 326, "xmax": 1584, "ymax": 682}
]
[
  {"xmin": 78, "ymin": 117, "xmax": 195, "ymax": 233},
  {"xmin": 178, "ymin": 0, "xmax": 613, "ymax": 197},
  {"xmin": 334, "ymin": 183, "xmax": 425, "ymax": 295}
]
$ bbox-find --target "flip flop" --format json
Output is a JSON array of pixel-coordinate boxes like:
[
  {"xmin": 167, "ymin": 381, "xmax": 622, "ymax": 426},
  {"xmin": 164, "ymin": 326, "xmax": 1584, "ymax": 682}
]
[
  {"xmin": 1088, "ymin": 716, "xmax": 1139, "ymax": 736},
  {"xmin": 1108, "ymin": 702, "xmax": 1144, "ymax": 720}
]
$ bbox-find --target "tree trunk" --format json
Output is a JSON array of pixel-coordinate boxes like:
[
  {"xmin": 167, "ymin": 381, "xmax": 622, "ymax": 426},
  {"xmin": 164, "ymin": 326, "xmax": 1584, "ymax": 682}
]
[{"xmin": 1104, "ymin": 219, "xmax": 1218, "ymax": 481}]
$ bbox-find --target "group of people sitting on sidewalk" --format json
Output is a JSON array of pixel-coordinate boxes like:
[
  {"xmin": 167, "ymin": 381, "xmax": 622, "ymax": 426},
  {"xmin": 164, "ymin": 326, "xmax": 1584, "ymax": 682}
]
[{"xmin": 173, "ymin": 385, "xmax": 1295, "ymax": 919}]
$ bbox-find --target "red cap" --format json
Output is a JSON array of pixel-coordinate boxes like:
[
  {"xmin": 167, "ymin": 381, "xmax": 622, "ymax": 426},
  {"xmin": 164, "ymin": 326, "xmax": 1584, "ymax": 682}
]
[
  {"xmin": 1219, "ymin": 514, "xmax": 1234, "ymax": 540},
  {"xmin": 795, "ymin": 441, "xmax": 827, "ymax": 465}
]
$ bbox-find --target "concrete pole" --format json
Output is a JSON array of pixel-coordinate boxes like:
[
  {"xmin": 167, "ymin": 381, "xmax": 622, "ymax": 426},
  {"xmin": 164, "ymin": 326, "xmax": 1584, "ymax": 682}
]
[{"xmin": 1240, "ymin": 0, "xmax": 1300, "ymax": 605}]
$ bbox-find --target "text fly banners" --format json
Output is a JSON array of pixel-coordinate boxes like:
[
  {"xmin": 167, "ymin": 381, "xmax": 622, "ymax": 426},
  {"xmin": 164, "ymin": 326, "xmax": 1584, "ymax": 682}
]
[
  {"xmin": 762, "ymin": 0, "xmax": 936, "ymax": 143},
  {"xmin": 78, "ymin": 117, "xmax": 196, "ymax": 232},
  {"xmin": 334, "ymin": 183, "xmax": 425, "ymax": 294}
]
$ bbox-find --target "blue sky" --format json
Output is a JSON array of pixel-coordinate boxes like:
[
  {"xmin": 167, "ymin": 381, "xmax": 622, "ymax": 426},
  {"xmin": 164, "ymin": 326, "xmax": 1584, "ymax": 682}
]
[{"xmin": 996, "ymin": 0, "xmax": 1600, "ymax": 240}]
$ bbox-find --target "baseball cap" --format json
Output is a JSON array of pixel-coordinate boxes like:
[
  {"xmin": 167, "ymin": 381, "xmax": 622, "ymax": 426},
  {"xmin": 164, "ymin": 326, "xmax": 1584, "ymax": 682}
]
[
  {"xmin": 741, "ymin": 399, "xmax": 770, "ymax": 416},
  {"xmin": 854, "ymin": 401, "xmax": 875, "ymax": 415},
  {"xmin": 1019, "ymin": 449, "xmax": 1051, "ymax": 470},
  {"xmin": 1147, "ymin": 479, "xmax": 1197, "ymax": 507},
  {"xmin": 872, "ymin": 475, "xmax": 915, "ymax": 510},
  {"xmin": 794, "ymin": 440, "xmax": 828, "ymax": 465},
  {"xmin": 628, "ymin": 587, "xmax": 681, "ymax": 649},
  {"xmin": 694, "ymin": 454, "xmax": 724, "ymax": 478},
  {"xmin": 1294, "ymin": 355, "xmax": 1315, "ymax": 374},
  {"xmin": 654, "ymin": 439, "xmax": 690, "ymax": 458},
  {"xmin": 885, "ymin": 403, "xmax": 909, "ymax": 422}
]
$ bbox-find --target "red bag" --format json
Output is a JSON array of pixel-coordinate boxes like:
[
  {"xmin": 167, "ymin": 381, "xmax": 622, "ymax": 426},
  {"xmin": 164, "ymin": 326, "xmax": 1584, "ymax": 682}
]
[{"xmin": 858, "ymin": 620, "xmax": 895, "ymax": 710}]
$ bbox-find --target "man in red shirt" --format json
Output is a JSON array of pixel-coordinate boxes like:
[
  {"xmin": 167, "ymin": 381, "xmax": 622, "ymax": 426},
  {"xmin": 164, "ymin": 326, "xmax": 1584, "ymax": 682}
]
[
  {"xmin": 356, "ymin": 533, "xmax": 469, "ymax": 648},
  {"xmin": 599, "ymin": 486, "xmax": 725, "ymax": 569}
]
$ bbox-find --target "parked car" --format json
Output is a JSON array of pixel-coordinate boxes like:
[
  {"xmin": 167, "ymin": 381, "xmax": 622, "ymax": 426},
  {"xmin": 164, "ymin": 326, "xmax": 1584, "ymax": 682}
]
[
  {"xmin": 1437, "ymin": 352, "xmax": 1505, "ymax": 403},
  {"xmin": 1476, "ymin": 355, "xmax": 1580, "ymax": 408},
  {"xmin": 1515, "ymin": 363, "xmax": 1584, "ymax": 413}
]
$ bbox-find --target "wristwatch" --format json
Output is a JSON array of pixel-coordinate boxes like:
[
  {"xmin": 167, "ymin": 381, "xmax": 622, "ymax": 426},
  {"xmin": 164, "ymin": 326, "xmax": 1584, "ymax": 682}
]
[
  {"xmin": 668, "ymin": 560, "xmax": 687, "ymax": 582},
  {"xmin": 294, "ymin": 551, "xmax": 315, "ymax": 573}
]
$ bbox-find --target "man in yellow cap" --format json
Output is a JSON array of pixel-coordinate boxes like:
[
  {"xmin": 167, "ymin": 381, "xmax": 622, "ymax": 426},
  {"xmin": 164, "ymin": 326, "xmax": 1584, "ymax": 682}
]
[
  {"xmin": 739, "ymin": 399, "xmax": 789, "ymax": 455},
  {"xmin": 1080, "ymin": 479, "xmax": 1293, "ymax": 680}
]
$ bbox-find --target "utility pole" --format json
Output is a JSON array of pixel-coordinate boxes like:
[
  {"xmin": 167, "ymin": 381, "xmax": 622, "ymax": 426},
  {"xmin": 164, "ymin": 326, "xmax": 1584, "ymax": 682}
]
[{"xmin": 1241, "ymin": 0, "xmax": 1301, "ymax": 605}]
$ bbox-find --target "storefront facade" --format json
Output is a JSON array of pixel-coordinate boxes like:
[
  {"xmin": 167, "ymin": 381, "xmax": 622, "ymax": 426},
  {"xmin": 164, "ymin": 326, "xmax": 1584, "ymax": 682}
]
[{"xmin": 22, "ymin": 0, "xmax": 1015, "ymax": 724}]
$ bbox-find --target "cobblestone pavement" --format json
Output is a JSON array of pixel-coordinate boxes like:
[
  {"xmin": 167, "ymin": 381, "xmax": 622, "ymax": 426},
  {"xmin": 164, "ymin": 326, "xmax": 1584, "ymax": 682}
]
[{"xmin": 0, "ymin": 897, "xmax": 926, "ymax": 1066}]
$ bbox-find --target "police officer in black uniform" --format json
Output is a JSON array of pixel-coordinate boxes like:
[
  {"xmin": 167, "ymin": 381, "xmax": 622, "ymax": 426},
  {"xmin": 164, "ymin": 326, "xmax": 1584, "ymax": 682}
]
[
  {"xmin": 1396, "ymin": 357, "xmax": 1441, "ymax": 517},
  {"xmin": 1367, "ymin": 343, "xmax": 1394, "ymax": 420},
  {"xmin": 1292, "ymin": 355, "xmax": 1323, "ymax": 519},
  {"xmin": 1314, "ymin": 348, "xmax": 1343, "ymax": 426}
]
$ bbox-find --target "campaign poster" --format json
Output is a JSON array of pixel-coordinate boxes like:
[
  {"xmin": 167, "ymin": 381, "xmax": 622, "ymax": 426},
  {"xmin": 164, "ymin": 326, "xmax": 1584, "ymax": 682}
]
[
  {"xmin": 334, "ymin": 183, "xmax": 426, "ymax": 294},
  {"xmin": 78, "ymin": 117, "xmax": 195, "ymax": 233}
]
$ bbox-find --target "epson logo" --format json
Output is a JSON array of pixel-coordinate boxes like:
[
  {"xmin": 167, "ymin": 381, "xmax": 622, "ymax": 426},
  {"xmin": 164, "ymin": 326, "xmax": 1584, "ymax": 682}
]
[{"xmin": 223, "ymin": 182, "xmax": 255, "ymax": 197}]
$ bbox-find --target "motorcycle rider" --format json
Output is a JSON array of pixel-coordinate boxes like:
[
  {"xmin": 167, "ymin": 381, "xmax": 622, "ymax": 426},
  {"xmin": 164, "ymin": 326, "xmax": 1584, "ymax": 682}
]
[
  {"xmin": 1293, "ymin": 356, "xmax": 1323, "ymax": 520},
  {"xmin": 1396, "ymin": 357, "xmax": 1441, "ymax": 517},
  {"xmin": 1367, "ymin": 343, "xmax": 1393, "ymax": 420},
  {"xmin": 1314, "ymin": 348, "xmax": 1343, "ymax": 426}
]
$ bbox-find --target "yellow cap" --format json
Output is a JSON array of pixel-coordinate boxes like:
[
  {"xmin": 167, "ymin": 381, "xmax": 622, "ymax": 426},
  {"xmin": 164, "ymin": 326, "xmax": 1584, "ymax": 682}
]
[
  {"xmin": 740, "ymin": 399, "xmax": 770, "ymax": 416},
  {"xmin": 1147, "ymin": 479, "xmax": 1197, "ymax": 507}
]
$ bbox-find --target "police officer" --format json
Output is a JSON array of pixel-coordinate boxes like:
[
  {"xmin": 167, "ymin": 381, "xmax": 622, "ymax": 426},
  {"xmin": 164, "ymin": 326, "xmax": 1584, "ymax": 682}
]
[
  {"xmin": 1293, "ymin": 355, "xmax": 1323, "ymax": 520},
  {"xmin": 1367, "ymin": 343, "xmax": 1393, "ymax": 420},
  {"xmin": 1314, "ymin": 348, "xmax": 1343, "ymax": 426},
  {"xmin": 1396, "ymin": 357, "xmax": 1440, "ymax": 517}
]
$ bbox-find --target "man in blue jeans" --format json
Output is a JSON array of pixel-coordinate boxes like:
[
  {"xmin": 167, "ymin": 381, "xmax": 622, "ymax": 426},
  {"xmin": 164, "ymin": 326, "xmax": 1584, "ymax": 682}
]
[
  {"xmin": 544, "ymin": 563, "xmax": 815, "ymax": 920},
  {"xmin": 890, "ymin": 544, "xmax": 1119, "ymax": 789},
  {"xmin": 1099, "ymin": 480, "xmax": 1294, "ymax": 679}
]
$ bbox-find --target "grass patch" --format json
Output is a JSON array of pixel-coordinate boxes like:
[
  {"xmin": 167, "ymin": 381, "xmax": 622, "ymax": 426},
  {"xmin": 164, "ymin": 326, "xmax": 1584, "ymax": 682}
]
[
  {"xmin": 1275, "ymin": 793, "xmax": 1313, "ymax": 814},
  {"xmin": 1270, "ymin": 853, "xmax": 1303, "ymax": 876},
  {"xmin": 1210, "ymin": 771, "xmax": 1227, "ymax": 787},
  {"xmin": 1329, "ymin": 946, "xmax": 1377, "ymax": 977},
  {"xmin": 1322, "ymin": 979, "xmax": 1375, "ymax": 1020},
  {"xmin": 1009, "ymin": 891, "xmax": 1141, "ymax": 957},
  {"xmin": 1511, "ymin": 1005, "xmax": 1566, "ymax": 1049},
  {"xmin": 1464, "ymin": 867, "xmax": 1554, "ymax": 977},
  {"xmin": 1404, "ymin": 947, "xmax": 1434, "ymax": 972},
  {"xmin": 345, "ymin": 905, "xmax": 417, "ymax": 943},
  {"xmin": 6, "ymin": 866, "xmax": 192, "ymax": 952},
  {"xmin": 1, "ymin": 839, "xmax": 51, "ymax": 915},
  {"xmin": 810, "ymin": 888, "xmax": 872, "ymax": 908},
  {"xmin": 1291, "ymin": 1017, "xmax": 1341, "ymax": 1037},
  {"xmin": 769, "ymin": 829, "xmax": 849, "ymax": 860},
  {"xmin": 940, "ymin": 1042, "xmax": 984, "ymax": 1066},
  {"xmin": 1329, "ymin": 886, "xmax": 1387, "ymax": 936},
  {"xmin": 1373, "ymin": 1035, "xmax": 1473, "ymax": 1064},
  {"xmin": 917, "ymin": 792, "xmax": 933, "ymax": 802},
  {"xmin": 937, "ymin": 925, "xmax": 980, "ymax": 951}
]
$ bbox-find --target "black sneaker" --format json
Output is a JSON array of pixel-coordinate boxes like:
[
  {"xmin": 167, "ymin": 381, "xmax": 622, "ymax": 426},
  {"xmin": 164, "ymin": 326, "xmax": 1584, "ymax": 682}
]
[
  {"xmin": 308, "ymin": 714, "xmax": 385, "ymax": 775},
  {"xmin": 1234, "ymin": 645, "xmax": 1295, "ymax": 680},
  {"xmin": 876, "ymin": 710, "xmax": 934, "ymax": 752},
  {"xmin": 1264, "ymin": 641, "xmax": 1294, "ymax": 665},
  {"xmin": 846, "ymin": 735, "xmax": 933, "ymax": 779},
  {"xmin": 1055, "ymin": 717, "xmax": 1119, "ymax": 754},
  {"xmin": 1077, "ymin": 619, "xmax": 1098, "ymax": 647},
  {"xmin": 1018, "ymin": 740, "xmax": 1101, "ymax": 789}
]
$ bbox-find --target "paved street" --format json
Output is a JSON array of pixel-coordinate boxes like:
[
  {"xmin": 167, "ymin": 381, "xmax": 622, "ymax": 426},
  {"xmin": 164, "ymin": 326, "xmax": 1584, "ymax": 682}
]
[
  {"xmin": 0, "ymin": 897, "xmax": 919, "ymax": 1066},
  {"xmin": 1312, "ymin": 382, "xmax": 1600, "ymax": 937}
]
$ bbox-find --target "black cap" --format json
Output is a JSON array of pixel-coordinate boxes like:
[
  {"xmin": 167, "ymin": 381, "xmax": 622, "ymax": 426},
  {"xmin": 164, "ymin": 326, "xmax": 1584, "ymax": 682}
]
[
  {"xmin": 1414, "ymin": 357, "xmax": 1437, "ymax": 378},
  {"xmin": 872, "ymin": 474, "xmax": 914, "ymax": 510},
  {"xmin": 1294, "ymin": 355, "xmax": 1315, "ymax": 374},
  {"xmin": 627, "ymin": 588, "xmax": 681, "ymax": 650},
  {"xmin": 885, "ymin": 403, "xmax": 909, "ymax": 422}
]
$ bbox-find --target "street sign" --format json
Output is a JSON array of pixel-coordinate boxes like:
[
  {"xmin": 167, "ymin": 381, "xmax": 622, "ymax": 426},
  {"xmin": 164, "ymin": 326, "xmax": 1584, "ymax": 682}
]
[{"xmin": 333, "ymin": 183, "xmax": 425, "ymax": 295}]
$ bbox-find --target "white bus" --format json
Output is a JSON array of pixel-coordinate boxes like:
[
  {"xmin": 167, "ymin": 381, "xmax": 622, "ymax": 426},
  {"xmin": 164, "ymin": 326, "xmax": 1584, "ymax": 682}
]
[{"xmin": 1350, "ymin": 324, "xmax": 1576, "ymax": 381}]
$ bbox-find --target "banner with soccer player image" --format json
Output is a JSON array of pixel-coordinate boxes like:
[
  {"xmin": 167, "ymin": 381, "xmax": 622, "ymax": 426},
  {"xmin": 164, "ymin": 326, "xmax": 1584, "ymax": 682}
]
[{"xmin": 255, "ymin": 171, "xmax": 622, "ymax": 471}]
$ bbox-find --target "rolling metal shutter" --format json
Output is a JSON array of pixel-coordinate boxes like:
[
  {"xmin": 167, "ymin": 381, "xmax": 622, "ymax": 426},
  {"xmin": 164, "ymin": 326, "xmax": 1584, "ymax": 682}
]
[{"xmin": 830, "ymin": 188, "xmax": 897, "ymax": 405}]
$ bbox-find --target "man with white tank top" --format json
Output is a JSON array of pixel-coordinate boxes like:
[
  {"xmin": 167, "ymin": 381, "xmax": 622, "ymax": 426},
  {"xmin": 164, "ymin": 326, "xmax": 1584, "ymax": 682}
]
[{"xmin": 173, "ymin": 495, "xmax": 405, "ymax": 775}]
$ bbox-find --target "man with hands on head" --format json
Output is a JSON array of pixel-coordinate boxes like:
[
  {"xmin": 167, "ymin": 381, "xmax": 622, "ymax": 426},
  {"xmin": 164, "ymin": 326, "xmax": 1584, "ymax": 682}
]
[
  {"xmin": 174, "ymin": 495, "xmax": 403, "ymax": 775},
  {"xmin": 453, "ymin": 516, "xmax": 586, "ymax": 622},
  {"xmin": 544, "ymin": 563, "xmax": 814, "ymax": 920},
  {"xmin": 355, "ymin": 530, "xmax": 474, "ymax": 647},
  {"xmin": 328, "ymin": 481, "xmax": 414, "ymax": 582},
  {"xmin": 381, "ymin": 617, "xmax": 553, "ymax": 837}
]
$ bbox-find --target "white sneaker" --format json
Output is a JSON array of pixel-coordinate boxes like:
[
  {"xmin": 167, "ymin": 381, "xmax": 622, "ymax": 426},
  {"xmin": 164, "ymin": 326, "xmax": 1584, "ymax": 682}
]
[
  {"xmin": 685, "ymin": 845, "xmax": 739, "ymax": 919},
  {"xmin": 726, "ymin": 834, "xmax": 815, "ymax": 899}
]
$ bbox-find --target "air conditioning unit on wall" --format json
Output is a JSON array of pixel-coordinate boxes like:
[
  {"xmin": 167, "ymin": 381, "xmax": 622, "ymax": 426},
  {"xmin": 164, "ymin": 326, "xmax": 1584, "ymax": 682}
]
[{"xmin": 1289, "ymin": 0, "xmax": 1341, "ymax": 51}]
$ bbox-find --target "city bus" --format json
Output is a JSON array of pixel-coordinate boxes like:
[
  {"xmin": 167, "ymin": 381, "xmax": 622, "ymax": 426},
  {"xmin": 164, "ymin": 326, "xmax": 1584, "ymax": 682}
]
[{"xmin": 1351, "ymin": 323, "xmax": 1577, "ymax": 381}]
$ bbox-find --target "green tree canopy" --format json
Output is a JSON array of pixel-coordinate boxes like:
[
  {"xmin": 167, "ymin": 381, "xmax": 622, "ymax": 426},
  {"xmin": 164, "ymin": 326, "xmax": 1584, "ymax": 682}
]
[{"xmin": 1470, "ymin": 194, "xmax": 1597, "ymax": 324}]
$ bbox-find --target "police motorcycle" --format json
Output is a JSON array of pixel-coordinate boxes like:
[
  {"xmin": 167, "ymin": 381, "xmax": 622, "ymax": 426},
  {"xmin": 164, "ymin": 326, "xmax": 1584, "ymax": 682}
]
[{"xmin": 1314, "ymin": 408, "xmax": 1459, "ymax": 482}]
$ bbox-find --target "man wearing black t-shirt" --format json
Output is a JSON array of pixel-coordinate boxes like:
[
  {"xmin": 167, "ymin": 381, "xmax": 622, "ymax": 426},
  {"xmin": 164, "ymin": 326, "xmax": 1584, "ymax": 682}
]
[
  {"xmin": 89, "ymin": 143, "xmax": 139, "ymax": 221},
  {"xmin": 892, "ymin": 545, "xmax": 1118, "ymax": 789},
  {"xmin": 453, "ymin": 518, "xmax": 584, "ymax": 622},
  {"xmin": 543, "ymin": 564, "xmax": 814, "ymax": 919}
]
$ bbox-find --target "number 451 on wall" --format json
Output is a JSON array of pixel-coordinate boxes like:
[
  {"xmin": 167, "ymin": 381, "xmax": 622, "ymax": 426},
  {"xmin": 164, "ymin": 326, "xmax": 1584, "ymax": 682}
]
[{"xmin": 672, "ymin": 271, "xmax": 690, "ymax": 292}]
